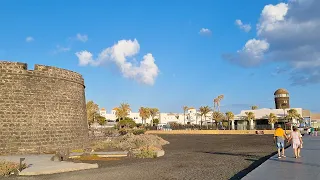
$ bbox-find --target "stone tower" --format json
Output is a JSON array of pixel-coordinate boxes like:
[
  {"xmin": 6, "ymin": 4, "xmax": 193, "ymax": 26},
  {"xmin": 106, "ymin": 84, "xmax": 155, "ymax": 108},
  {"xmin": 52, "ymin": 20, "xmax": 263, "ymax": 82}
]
[
  {"xmin": 0, "ymin": 61, "xmax": 88, "ymax": 155},
  {"xmin": 274, "ymin": 88, "xmax": 290, "ymax": 109}
]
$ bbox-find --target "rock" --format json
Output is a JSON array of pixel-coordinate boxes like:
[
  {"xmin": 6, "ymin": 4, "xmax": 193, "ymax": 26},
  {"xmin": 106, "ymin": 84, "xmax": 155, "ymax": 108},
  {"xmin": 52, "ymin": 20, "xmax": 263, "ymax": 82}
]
[
  {"xmin": 50, "ymin": 149, "xmax": 70, "ymax": 161},
  {"xmin": 155, "ymin": 150, "xmax": 165, "ymax": 157},
  {"xmin": 50, "ymin": 154, "xmax": 62, "ymax": 162}
]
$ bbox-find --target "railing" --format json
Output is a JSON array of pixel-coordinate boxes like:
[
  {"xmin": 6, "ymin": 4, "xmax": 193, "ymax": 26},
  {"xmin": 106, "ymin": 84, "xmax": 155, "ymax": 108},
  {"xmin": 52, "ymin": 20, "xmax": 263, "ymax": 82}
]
[
  {"xmin": 235, "ymin": 125, "xmax": 250, "ymax": 130},
  {"xmin": 255, "ymin": 125, "xmax": 272, "ymax": 130}
]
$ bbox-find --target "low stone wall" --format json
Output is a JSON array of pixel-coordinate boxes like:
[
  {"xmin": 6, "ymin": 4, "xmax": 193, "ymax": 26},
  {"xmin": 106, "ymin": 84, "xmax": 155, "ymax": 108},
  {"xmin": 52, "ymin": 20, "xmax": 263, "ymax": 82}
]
[{"xmin": 146, "ymin": 130, "xmax": 292, "ymax": 135}]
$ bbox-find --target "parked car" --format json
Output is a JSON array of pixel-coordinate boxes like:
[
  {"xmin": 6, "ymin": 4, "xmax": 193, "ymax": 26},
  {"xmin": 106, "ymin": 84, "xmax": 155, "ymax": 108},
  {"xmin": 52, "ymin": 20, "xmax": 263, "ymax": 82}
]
[{"xmin": 157, "ymin": 123, "xmax": 172, "ymax": 131}]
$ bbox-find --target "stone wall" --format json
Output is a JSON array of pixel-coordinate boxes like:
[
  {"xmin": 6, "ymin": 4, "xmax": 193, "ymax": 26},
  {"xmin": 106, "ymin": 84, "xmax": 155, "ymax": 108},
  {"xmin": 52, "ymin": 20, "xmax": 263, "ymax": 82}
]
[
  {"xmin": 275, "ymin": 97, "xmax": 290, "ymax": 109},
  {"xmin": 0, "ymin": 61, "xmax": 88, "ymax": 155}
]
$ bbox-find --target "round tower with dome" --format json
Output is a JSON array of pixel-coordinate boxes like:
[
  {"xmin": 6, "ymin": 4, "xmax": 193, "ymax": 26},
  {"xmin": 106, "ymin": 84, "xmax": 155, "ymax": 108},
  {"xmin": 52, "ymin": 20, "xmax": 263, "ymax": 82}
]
[{"xmin": 274, "ymin": 88, "xmax": 290, "ymax": 109}]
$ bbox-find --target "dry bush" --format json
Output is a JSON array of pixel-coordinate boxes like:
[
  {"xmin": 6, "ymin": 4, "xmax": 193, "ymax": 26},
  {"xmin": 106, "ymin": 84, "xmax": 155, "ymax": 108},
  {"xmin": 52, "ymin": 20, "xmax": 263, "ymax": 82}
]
[
  {"xmin": 0, "ymin": 160, "xmax": 26, "ymax": 176},
  {"xmin": 92, "ymin": 134, "xmax": 169, "ymax": 151},
  {"xmin": 104, "ymin": 128, "xmax": 120, "ymax": 137}
]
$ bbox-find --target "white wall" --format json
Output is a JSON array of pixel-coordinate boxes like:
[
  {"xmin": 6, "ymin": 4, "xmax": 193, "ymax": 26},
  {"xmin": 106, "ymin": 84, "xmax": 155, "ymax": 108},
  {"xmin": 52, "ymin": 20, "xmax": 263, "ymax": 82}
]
[
  {"xmin": 235, "ymin": 108, "xmax": 303, "ymax": 123},
  {"xmin": 99, "ymin": 108, "xmax": 225, "ymax": 125}
]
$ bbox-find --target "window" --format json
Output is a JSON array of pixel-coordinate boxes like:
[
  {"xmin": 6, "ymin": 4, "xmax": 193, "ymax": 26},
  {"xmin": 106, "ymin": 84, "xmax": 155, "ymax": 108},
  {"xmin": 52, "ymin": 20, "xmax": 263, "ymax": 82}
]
[{"xmin": 275, "ymin": 94, "xmax": 289, "ymax": 98}]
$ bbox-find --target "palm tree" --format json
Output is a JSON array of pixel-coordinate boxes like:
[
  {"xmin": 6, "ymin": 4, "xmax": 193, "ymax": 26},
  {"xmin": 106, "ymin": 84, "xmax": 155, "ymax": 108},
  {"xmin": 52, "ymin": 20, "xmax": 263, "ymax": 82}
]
[
  {"xmin": 245, "ymin": 112, "xmax": 255, "ymax": 130},
  {"xmin": 286, "ymin": 109, "xmax": 302, "ymax": 130},
  {"xmin": 86, "ymin": 100, "xmax": 99, "ymax": 127},
  {"xmin": 225, "ymin": 111, "xmax": 235, "ymax": 130},
  {"xmin": 199, "ymin": 106, "xmax": 211, "ymax": 129},
  {"xmin": 212, "ymin": 111, "xmax": 225, "ymax": 130},
  {"xmin": 213, "ymin": 98, "xmax": 219, "ymax": 111},
  {"xmin": 115, "ymin": 103, "xmax": 131, "ymax": 121},
  {"xmin": 182, "ymin": 106, "xmax": 188, "ymax": 125},
  {"xmin": 280, "ymin": 103, "xmax": 288, "ymax": 130},
  {"xmin": 267, "ymin": 113, "xmax": 278, "ymax": 130},
  {"xmin": 149, "ymin": 108, "xmax": 160, "ymax": 126},
  {"xmin": 139, "ymin": 107, "xmax": 150, "ymax": 125},
  {"xmin": 217, "ymin": 95, "xmax": 224, "ymax": 112},
  {"xmin": 251, "ymin": 105, "xmax": 258, "ymax": 110},
  {"xmin": 198, "ymin": 107, "xmax": 205, "ymax": 129}
]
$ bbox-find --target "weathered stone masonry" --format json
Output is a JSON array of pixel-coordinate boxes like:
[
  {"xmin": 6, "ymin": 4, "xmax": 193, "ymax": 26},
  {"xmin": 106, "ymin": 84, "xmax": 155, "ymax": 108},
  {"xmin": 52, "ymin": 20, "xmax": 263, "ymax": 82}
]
[{"xmin": 0, "ymin": 61, "xmax": 88, "ymax": 155}]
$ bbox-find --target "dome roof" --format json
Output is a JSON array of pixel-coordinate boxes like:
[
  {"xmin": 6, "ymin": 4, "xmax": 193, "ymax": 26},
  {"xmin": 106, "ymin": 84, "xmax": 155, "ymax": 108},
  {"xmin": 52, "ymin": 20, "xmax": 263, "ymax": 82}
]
[{"xmin": 274, "ymin": 88, "xmax": 289, "ymax": 95}]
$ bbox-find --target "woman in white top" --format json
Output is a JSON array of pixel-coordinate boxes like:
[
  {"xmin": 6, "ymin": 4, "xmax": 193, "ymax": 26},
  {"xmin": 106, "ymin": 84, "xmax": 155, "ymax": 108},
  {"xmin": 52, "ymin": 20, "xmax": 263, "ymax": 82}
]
[{"xmin": 288, "ymin": 126, "xmax": 303, "ymax": 158}]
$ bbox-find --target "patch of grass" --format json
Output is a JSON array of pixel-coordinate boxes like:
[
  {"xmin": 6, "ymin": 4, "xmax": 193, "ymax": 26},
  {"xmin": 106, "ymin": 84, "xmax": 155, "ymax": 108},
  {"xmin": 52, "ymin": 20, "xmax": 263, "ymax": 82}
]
[
  {"xmin": 135, "ymin": 148, "xmax": 157, "ymax": 159},
  {"xmin": 76, "ymin": 154, "xmax": 121, "ymax": 161},
  {"xmin": 71, "ymin": 149, "xmax": 84, "ymax": 153},
  {"xmin": 132, "ymin": 129, "xmax": 146, "ymax": 135}
]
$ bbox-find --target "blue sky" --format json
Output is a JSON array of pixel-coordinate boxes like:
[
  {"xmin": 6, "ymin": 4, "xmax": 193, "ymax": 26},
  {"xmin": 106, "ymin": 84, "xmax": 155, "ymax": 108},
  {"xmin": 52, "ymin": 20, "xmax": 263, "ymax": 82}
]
[{"xmin": 1, "ymin": 0, "xmax": 320, "ymax": 113}]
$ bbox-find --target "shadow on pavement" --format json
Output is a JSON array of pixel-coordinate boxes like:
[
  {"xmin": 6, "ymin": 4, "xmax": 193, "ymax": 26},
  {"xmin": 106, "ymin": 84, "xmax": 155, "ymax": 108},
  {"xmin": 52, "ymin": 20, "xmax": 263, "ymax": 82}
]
[
  {"xmin": 228, "ymin": 152, "xmax": 277, "ymax": 180},
  {"xmin": 228, "ymin": 144, "xmax": 290, "ymax": 180},
  {"xmin": 302, "ymin": 148, "xmax": 320, "ymax": 151},
  {"xmin": 201, "ymin": 151, "xmax": 261, "ymax": 159},
  {"xmin": 269, "ymin": 158, "xmax": 320, "ymax": 168}
]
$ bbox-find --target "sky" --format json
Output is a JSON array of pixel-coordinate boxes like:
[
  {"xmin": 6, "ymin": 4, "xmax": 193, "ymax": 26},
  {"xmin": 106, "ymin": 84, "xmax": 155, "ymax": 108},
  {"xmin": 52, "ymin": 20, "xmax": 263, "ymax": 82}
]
[{"xmin": 1, "ymin": 0, "xmax": 320, "ymax": 114}]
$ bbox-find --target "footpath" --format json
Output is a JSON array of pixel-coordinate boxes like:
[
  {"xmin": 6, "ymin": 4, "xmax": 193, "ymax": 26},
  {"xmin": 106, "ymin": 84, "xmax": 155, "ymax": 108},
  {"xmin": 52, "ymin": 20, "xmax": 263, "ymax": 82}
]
[
  {"xmin": 243, "ymin": 136, "xmax": 320, "ymax": 179},
  {"xmin": 0, "ymin": 151, "xmax": 127, "ymax": 175}
]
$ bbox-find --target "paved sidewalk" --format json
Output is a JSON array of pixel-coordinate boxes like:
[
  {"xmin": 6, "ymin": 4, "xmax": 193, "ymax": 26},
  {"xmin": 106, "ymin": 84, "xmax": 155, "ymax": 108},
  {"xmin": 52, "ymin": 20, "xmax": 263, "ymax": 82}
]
[
  {"xmin": 243, "ymin": 136, "xmax": 320, "ymax": 180},
  {"xmin": 0, "ymin": 154, "xmax": 98, "ymax": 175}
]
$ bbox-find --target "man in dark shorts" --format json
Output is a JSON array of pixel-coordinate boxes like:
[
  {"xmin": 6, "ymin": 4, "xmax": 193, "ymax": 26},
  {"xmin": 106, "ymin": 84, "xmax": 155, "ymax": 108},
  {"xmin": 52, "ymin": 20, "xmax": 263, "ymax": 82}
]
[{"xmin": 274, "ymin": 124, "xmax": 288, "ymax": 158}]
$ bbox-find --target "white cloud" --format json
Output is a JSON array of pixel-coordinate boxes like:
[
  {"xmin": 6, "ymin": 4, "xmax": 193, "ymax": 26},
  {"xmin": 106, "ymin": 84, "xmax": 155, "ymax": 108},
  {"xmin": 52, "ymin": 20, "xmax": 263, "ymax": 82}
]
[
  {"xmin": 224, "ymin": 0, "xmax": 320, "ymax": 85},
  {"xmin": 75, "ymin": 39, "xmax": 159, "ymax": 85},
  {"xmin": 235, "ymin": 19, "xmax": 252, "ymax": 32},
  {"xmin": 257, "ymin": 3, "xmax": 289, "ymax": 35},
  {"xmin": 76, "ymin": 33, "xmax": 88, "ymax": 42},
  {"xmin": 224, "ymin": 39, "xmax": 269, "ymax": 67},
  {"xmin": 76, "ymin": 50, "xmax": 94, "ymax": 66},
  {"xmin": 199, "ymin": 28, "xmax": 212, "ymax": 36},
  {"xmin": 26, "ymin": 36, "xmax": 34, "ymax": 42}
]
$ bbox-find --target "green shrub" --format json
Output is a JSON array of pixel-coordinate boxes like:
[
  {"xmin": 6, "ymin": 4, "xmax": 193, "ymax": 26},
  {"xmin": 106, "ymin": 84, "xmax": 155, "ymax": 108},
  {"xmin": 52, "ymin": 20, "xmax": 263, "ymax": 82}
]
[
  {"xmin": 0, "ymin": 160, "xmax": 27, "ymax": 176},
  {"xmin": 96, "ymin": 115, "xmax": 106, "ymax": 125},
  {"xmin": 153, "ymin": 119, "xmax": 160, "ymax": 125},
  {"xmin": 118, "ymin": 118, "xmax": 136, "ymax": 128},
  {"xmin": 132, "ymin": 129, "xmax": 146, "ymax": 135},
  {"xmin": 135, "ymin": 149, "xmax": 157, "ymax": 158}
]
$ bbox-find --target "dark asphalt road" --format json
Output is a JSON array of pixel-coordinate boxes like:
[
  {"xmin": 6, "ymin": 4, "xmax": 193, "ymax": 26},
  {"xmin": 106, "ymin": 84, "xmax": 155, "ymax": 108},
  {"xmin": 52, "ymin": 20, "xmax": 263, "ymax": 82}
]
[{"xmin": 7, "ymin": 134, "xmax": 277, "ymax": 180}]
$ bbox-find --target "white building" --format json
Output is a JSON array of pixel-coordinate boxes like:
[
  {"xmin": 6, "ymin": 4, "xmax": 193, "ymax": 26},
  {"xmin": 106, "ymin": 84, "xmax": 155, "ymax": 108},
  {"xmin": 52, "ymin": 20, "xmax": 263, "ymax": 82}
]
[
  {"xmin": 99, "ymin": 108, "xmax": 150, "ymax": 124},
  {"xmin": 99, "ymin": 106, "xmax": 311, "ymax": 129},
  {"xmin": 99, "ymin": 107, "xmax": 214, "ymax": 125},
  {"xmin": 233, "ymin": 108, "xmax": 309, "ymax": 130}
]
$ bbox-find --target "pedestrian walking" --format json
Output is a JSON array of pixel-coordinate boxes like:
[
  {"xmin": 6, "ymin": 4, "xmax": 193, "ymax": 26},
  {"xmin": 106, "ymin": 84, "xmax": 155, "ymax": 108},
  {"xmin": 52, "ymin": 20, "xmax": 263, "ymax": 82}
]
[
  {"xmin": 274, "ymin": 124, "xmax": 288, "ymax": 159},
  {"xmin": 307, "ymin": 128, "xmax": 311, "ymax": 135},
  {"xmin": 288, "ymin": 126, "xmax": 303, "ymax": 158}
]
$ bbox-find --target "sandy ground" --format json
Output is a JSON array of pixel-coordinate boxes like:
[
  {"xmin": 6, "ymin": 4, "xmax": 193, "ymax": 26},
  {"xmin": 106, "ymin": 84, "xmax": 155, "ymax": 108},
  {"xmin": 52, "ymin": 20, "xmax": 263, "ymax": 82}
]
[{"xmin": 7, "ymin": 134, "xmax": 278, "ymax": 180}]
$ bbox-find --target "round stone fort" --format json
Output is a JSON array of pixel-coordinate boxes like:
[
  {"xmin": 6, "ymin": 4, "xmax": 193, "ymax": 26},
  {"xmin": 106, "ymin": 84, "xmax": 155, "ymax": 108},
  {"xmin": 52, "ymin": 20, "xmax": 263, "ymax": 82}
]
[{"xmin": 0, "ymin": 61, "xmax": 88, "ymax": 155}]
